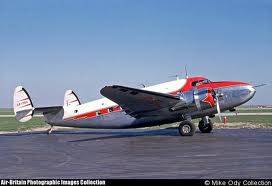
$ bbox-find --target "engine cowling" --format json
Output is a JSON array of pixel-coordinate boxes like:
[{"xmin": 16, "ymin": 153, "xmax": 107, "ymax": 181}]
[
  {"xmin": 171, "ymin": 88, "xmax": 216, "ymax": 112},
  {"xmin": 193, "ymin": 88, "xmax": 216, "ymax": 111}
]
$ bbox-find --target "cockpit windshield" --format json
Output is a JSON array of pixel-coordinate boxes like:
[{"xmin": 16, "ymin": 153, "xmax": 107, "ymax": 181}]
[{"xmin": 192, "ymin": 79, "xmax": 212, "ymax": 86}]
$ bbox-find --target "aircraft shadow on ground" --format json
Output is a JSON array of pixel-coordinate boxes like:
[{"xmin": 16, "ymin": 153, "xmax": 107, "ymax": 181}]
[
  {"xmin": 0, "ymin": 127, "xmax": 203, "ymax": 142},
  {"xmin": 67, "ymin": 128, "xmax": 184, "ymax": 142}
]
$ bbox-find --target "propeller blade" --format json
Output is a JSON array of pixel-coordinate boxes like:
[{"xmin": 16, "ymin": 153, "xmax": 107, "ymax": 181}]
[
  {"xmin": 253, "ymin": 83, "xmax": 267, "ymax": 88},
  {"xmin": 215, "ymin": 95, "xmax": 222, "ymax": 122},
  {"xmin": 253, "ymin": 81, "xmax": 272, "ymax": 88}
]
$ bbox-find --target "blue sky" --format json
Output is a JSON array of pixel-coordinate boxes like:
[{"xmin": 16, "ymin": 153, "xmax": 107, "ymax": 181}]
[{"xmin": 0, "ymin": 0, "xmax": 271, "ymax": 108}]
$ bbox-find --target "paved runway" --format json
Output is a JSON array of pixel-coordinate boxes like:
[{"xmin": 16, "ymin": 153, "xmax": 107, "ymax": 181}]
[{"xmin": 0, "ymin": 128, "xmax": 271, "ymax": 179}]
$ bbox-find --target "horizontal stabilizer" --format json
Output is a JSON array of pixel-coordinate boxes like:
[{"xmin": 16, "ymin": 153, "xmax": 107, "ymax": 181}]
[
  {"xmin": 14, "ymin": 86, "xmax": 63, "ymax": 122},
  {"xmin": 34, "ymin": 106, "xmax": 63, "ymax": 115}
]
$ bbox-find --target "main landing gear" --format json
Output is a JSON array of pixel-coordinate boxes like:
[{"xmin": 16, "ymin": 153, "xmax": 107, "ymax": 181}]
[
  {"xmin": 198, "ymin": 116, "xmax": 213, "ymax": 133},
  {"xmin": 178, "ymin": 116, "xmax": 213, "ymax": 136},
  {"xmin": 178, "ymin": 120, "xmax": 196, "ymax": 136}
]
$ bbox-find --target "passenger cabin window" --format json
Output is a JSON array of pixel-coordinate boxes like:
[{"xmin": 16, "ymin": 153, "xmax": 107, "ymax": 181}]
[{"xmin": 109, "ymin": 107, "xmax": 114, "ymax": 112}]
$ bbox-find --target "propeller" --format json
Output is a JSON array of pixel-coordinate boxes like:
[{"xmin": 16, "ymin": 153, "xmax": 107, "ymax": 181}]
[
  {"xmin": 215, "ymin": 95, "xmax": 222, "ymax": 122},
  {"xmin": 254, "ymin": 83, "xmax": 268, "ymax": 88},
  {"xmin": 252, "ymin": 81, "xmax": 272, "ymax": 88},
  {"xmin": 212, "ymin": 89, "xmax": 223, "ymax": 122}
]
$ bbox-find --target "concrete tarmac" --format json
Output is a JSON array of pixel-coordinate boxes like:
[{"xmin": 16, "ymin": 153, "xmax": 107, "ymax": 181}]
[{"xmin": 0, "ymin": 128, "xmax": 271, "ymax": 179}]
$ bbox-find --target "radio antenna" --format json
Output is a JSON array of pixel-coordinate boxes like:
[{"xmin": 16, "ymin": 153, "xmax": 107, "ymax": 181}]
[
  {"xmin": 168, "ymin": 75, "xmax": 180, "ymax": 80},
  {"xmin": 185, "ymin": 65, "xmax": 189, "ymax": 79}
]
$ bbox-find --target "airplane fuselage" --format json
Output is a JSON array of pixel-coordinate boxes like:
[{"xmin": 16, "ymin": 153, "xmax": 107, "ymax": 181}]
[{"xmin": 44, "ymin": 77, "xmax": 256, "ymax": 129}]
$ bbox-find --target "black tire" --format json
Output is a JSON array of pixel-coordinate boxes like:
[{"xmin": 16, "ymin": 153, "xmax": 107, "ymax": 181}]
[
  {"xmin": 178, "ymin": 121, "xmax": 196, "ymax": 136},
  {"xmin": 198, "ymin": 119, "xmax": 213, "ymax": 133}
]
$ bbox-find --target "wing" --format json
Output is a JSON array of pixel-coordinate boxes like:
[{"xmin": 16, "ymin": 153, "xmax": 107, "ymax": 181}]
[{"xmin": 100, "ymin": 85, "xmax": 182, "ymax": 118}]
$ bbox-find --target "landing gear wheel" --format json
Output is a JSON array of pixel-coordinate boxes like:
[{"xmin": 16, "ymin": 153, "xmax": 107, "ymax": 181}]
[
  {"xmin": 178, "ymin": 121, "xmax": 196, "ymax": 136},
  {"xmin": 198, "ymin": 119, "xmax": 213, "ymax": 133}
]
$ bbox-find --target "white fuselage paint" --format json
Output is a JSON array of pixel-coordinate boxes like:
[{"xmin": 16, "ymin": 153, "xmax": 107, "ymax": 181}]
[{"xmin": 63, "ymin": 79, "xmax": 187, "ymax": 119}]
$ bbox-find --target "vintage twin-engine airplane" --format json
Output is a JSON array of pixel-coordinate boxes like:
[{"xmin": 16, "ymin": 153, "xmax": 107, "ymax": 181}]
[{"xmin": 13, "ymin": 76, "xmax": 256, "ymax": 136}]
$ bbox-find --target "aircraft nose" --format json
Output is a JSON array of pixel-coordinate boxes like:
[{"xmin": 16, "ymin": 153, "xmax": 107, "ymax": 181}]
[
  {"xmin": 243, "ymin": 84, "xmax": 256, "ymax": 101},
  {"xmin": 247, "ymin": 85, "xmax": 256, "ymax": 97}
]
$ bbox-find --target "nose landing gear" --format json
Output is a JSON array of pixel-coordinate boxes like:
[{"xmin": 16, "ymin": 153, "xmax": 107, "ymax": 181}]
[{"xmin": 198, "ymin": 116, "xmax": 213, "ymax": 133}]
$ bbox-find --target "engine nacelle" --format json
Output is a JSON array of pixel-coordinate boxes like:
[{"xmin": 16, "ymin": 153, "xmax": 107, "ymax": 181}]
[
  {"xmin": 171, "ymin": 88, "xmax": 216, "ymax": 112},
  {"xmin": 193, "ymin": 88, "xmax": 216, "ymax": 110}
]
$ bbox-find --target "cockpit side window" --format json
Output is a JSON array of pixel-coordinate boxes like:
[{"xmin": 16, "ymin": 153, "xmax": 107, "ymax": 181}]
[
  {"xmin": 203, "ymin": 79, "xmax": 212, "ymax": 84},
  {"xmin": 192, "ymin": 81, "xmax": 199, "ymax": 86},
  {"xmin": 192, "ymin": 79, "xmax": 211, "ymax": 87}
]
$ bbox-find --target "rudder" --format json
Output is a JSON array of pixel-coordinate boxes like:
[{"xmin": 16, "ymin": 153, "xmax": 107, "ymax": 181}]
[
  {"xmin": 13, "ymin": 86, "xmax": 34, "ymax": 122},
  {"xmin": 64, "ymin": 90, "xmax": 81, "ymax": 107}
]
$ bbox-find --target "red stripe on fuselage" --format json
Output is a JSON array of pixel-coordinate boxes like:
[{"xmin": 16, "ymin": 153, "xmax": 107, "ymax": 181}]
[
  {"xmin": 112, "ymin": 106, "xmax": 122, "ymax": 112},
  {"xmin": 69, "ymin": 111, "xmax": 97, "ymax": 120},
  {"xmin": 64, "ymin": 106, "xmax": 122, "ymax": 121},
  {"xmin": 100, "ymin": 108, "xmax": 109, "ymax": 114}
]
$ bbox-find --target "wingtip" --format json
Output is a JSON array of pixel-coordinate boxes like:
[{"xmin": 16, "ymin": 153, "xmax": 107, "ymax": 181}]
[{"xmin": 100, "ymin": 86, "xmax": 108, "ymax": 95}]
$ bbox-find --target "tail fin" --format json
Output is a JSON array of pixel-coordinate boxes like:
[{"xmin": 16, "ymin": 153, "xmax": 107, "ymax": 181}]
[
  {"xmin": 13, "ymin": 86, "xmax": 34, "ymax": 122},
  {"xmin": 64, "ymin": 90, "xmax": 81, "ymax": 107}
]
